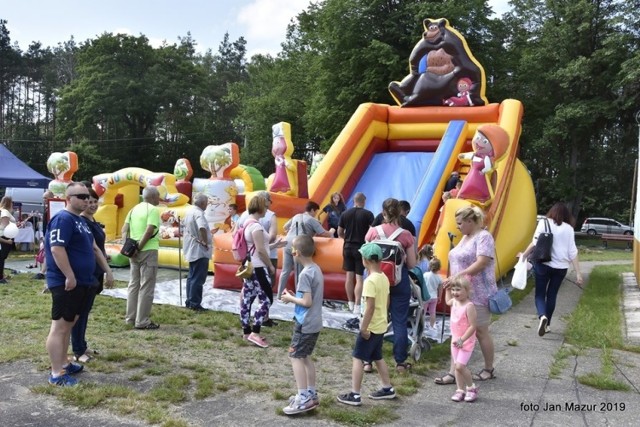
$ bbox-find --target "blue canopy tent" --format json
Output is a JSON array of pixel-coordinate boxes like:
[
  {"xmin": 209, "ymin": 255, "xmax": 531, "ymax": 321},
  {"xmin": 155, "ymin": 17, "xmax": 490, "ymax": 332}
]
[{"xmin": 0, "ymin": 144, "xmax": 51, "ymax": 188}]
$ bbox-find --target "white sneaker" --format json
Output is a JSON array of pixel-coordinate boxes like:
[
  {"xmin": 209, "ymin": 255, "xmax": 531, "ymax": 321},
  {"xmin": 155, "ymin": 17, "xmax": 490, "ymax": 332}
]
[
  {"xmin": 538, "ymin": 316, "xmax": 548, "ymax": 337},
  {"xmin": 283, "ymin": 394, "xmax": 317, "ymax": 415}
]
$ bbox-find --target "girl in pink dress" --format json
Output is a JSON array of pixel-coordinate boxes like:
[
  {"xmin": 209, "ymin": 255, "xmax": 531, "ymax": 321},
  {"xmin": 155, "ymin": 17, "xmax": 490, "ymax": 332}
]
[{"xmin": 445, "ymin": 276, "xmax": 478, "ymax": 402}]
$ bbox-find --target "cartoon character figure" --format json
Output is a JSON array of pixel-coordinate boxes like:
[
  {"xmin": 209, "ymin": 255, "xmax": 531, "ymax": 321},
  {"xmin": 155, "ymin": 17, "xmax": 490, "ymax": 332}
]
[
  {"xmin": 46, "ymin": 151, "xmax": 78, "ymax": 197},
  {"xmin": 388, "ymin": 18, "xmax": 488, "ymax": 107},
  {"xmin": 270, "ymin": 123, "xmax": 293, "ymax": 193},
  {"xmin": 159, "ymin": 210, "xmax": 182, "ymax": 239},
  {"xmin": 443, "ymin": 78, "xmax": 473, "ymax": 106},
  {"xmin": 456, "ymin": 124, "xmax": 509, "ymax": 205}
]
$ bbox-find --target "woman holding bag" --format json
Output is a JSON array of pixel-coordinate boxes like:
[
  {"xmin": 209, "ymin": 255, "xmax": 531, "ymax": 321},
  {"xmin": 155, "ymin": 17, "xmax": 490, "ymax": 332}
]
[
  {"xmin": 520, "ymin": 202, "xmax": 583, "ymax": 337},
  {"xmin": 436, "ymin": 205, "xmax": 497, "ymax": 384}
]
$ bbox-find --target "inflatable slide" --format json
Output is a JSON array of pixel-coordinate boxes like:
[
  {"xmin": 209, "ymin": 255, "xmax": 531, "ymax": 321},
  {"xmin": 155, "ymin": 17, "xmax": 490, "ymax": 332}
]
[{"xmin": 214, "ymin": 18, "xmax": 537, "ymax": 300}]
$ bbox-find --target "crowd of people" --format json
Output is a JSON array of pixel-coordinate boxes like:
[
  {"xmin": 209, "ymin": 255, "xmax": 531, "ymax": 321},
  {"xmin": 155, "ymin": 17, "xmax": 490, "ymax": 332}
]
[{"xmin": 2, "ymin": 181, "xmax": 583, "ymax": 412}]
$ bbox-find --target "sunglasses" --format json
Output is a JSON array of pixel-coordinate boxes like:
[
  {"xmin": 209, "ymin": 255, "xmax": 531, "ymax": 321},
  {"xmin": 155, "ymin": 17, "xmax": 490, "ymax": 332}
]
[{"xmin": 70, "ymin": 194, "xmax": 90, "ymax": 200}]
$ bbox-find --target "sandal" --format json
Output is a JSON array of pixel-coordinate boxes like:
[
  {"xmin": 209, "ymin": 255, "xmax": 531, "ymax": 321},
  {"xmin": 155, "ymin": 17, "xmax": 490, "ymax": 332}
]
[
  {"xmin": 74, "ymin": 353, "xmax": 92, "ymax": 363},
  {"xmin": 472, "ymin": 368, "xmax": 496, "ymax": 381},
  {"xmin": 396, "ymin": 362, "xmax": 412, "ymax": 373},
  {"xmin": 434, "ymin": 372, "xmax": 456, "ymax": 385},
  {"xmin": 363, "ymin": 362, "xmax": 373, "ymax": 373}
]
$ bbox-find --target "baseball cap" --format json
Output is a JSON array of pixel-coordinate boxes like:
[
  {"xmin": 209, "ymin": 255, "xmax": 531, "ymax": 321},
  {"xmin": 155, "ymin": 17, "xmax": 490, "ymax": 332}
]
[{"xmin": 359, "ymin": 242, "xmax": 383, "ymax": 261}]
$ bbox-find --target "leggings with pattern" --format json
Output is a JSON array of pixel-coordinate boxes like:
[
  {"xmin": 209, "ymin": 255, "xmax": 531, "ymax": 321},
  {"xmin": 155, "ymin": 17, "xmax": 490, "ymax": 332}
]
[{"xmin": 240, "ymin": 268, "xmax": 270, "ymax": 334}]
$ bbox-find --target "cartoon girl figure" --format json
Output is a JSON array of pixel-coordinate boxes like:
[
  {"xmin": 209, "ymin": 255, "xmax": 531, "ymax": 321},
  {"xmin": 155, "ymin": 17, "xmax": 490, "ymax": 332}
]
[
  {"xmin": 456, "ymin": 124, "xmax": 509, "ymax": 204},
  {"xmin": 443, "ymin": 78, "xmax": 473, "ymax": 107},
  {"xmin": 270, "ymin": 123, "xmax": 294, "ymax": 193}
]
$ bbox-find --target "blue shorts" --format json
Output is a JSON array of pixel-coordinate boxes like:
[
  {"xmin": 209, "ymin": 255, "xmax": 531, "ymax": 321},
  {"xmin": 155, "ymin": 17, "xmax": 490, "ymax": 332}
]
[
  {"xmin": 289, "ymin": 322, "xmax": 320, "ymax": 358},
  {"xmin": 352, "ymin": 331, "xmax": 384, "ymax": 362}
]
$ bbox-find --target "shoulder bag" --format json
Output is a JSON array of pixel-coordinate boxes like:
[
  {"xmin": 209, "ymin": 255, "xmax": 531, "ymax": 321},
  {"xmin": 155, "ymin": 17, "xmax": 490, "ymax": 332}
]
[
  {"xmin": 120, "ymin": 204, "xmax": 158, "ymax": 257},
  {"xmin": 530, "ymin": 219, "xmax": 553, "ymax": 263},
  {"xmin": 483, "ymin": 279, "xmax": 512, "ymax": 314}
]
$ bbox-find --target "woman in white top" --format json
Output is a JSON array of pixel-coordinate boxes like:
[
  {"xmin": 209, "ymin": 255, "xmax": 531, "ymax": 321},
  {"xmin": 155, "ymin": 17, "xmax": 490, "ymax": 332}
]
[
  {"xmin": 521, "ymin": 202, "xmax": 583, "ymax": 337},
  {"xmin": 240, "ymin": 196, "xmax": 276, "ymax": 348},
  {"xmin": 0, "ymin": 196, "xmax": 17, "ymax": 284}
]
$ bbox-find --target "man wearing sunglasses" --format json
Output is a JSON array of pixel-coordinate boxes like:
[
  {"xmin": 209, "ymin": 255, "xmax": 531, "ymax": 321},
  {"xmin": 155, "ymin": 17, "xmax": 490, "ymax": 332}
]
[{"xmin": 44, "ymin": 182, "xmax": 114, "ymax": 386}]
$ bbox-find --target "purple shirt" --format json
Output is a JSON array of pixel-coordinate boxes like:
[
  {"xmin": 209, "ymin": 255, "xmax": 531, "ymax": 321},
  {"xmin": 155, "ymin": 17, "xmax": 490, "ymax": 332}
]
[{"xmin": 448, "ymin": 229, "xmax": 497, "ymax": 306}]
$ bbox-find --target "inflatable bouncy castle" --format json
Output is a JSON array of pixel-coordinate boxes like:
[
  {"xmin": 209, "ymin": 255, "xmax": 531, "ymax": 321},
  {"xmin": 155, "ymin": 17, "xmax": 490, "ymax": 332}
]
[{"xmin": 212, "ymin": 18, "xmax": 536, "ymax": 301}]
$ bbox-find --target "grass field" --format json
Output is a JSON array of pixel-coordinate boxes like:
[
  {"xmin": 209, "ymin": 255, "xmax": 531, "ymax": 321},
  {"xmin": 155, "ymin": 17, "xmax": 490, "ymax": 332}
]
[{"xmin": 0, "ymin": 238, "xmax": 633, "ymax": 426}]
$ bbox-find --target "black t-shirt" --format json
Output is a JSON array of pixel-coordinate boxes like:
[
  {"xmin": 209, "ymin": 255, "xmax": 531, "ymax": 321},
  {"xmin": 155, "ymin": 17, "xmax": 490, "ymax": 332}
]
[
  {"xmin": 339, "ymin": 207, "xmax": 374, "ymax": 246},
  {"xmin": 372, "ymin": 213, "xmax": 416, "ymax": 236}
]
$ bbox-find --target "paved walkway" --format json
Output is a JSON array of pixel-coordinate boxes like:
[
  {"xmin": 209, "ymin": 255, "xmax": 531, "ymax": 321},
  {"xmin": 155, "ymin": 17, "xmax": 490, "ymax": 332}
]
[{"xmin": 1, "ymin": 260, "xmax": 639, "ymax": 426}]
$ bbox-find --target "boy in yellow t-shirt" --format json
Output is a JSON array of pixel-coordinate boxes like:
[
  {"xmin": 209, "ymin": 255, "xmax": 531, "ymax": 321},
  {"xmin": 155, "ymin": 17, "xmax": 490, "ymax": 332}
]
[{"xmin": 337, "ymin": 242, "xmax": 396, "ymax": 406}]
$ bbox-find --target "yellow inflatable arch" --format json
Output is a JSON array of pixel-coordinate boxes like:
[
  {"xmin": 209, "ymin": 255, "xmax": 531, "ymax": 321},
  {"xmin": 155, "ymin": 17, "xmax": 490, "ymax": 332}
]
[{"xmin": 93, "ymin": 167, "xmax": 189, "ymax": 241}]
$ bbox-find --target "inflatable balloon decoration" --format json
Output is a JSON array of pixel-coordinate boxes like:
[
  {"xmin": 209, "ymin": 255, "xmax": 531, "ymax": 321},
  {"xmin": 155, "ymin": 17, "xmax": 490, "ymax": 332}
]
[
  {"xmin": 46, "ymin": 151, "xmax": 78, "ymax": 197},
  {"xmin": 388, "ymin": 18, "xmax": 488, "ymax": 107},
  {"xmin": 2, "ymin": 222, "xmax": 19, "ymax": 239},
  {"xmin": 194, "ymin": 143, "xmax": 240, "ymax": 234},
  {"xmin": 267, "ymin": 122, "xmax": 308, "ymax": 197},
  {"xmin": 173, "ymin": 158, "xmax": 194, "ymax": 203},
  {"xmin": 456, "ymin": 124, "xmax": 509, "ymax": 206},
  {"xmin": 309, "ymin": 153, "xmax": 325, "ymax": 177}
]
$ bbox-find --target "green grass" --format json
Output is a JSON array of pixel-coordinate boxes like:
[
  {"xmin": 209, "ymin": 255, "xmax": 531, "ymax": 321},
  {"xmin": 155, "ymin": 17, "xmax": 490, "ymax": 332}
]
[
  {"xmin": 1, "ymin": 270, "xmax": 452, "ymax": 426},
  {"xmin": 554, "ymin": 263, "xmax": 637, "ymax": 390},
  {"xmin": 564, "ymin": 265, "xmax": 632, "ymax": 350},
  {"xmin": 575, "ymin": 234, "xmax": 633, "ymax": 261}
]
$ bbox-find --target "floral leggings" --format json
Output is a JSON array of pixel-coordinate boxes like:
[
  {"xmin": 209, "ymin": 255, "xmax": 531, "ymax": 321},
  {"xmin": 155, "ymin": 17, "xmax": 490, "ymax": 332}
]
[{"xmin": 240, "ymin": 268, "xmax": 270, "ymax": 335}]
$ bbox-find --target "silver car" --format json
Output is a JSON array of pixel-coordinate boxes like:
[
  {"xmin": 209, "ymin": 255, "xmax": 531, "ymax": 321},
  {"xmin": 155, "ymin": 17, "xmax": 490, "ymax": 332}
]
[{"xmin": 580, "ymin": 217, "xmax": 633, "ymax": 235}]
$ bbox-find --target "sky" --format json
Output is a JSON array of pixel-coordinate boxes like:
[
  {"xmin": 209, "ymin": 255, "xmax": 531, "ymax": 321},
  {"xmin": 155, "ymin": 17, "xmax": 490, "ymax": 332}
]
[{"xmin": 2, "ymin": 0, "xmax": 512, "ymax": 57}]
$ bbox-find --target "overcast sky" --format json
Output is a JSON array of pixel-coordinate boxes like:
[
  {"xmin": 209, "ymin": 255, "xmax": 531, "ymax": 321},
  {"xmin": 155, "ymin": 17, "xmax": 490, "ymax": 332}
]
[{"xmin": 3, "ymin": 0, "xmax": 512, "ymax": 57}]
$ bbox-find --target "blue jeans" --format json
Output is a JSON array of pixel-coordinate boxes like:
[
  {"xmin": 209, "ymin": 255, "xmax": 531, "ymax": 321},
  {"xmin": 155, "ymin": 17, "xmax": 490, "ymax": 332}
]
[
  {"xmin": 186, "ymin": 258, "xmax": 209, "ymax": 308},
  {"xmin": 389, "ymin": 267, "xmax": 411, "ymax": 365},
  {"xmin": 71, "ymin": 285, "xmax": 98, "ymax": 356},
  {"xmin": 533, "ymin": 263, "xmax": 568, "ymax": 325}
]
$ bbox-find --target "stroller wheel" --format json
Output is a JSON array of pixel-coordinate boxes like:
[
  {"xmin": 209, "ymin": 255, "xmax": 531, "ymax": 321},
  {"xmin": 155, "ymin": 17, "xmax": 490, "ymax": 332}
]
[
  {"xmin": 410, "ymin": 342, "xmax": 422, "ymax": 361},
  {"xmin": 420, "ymin": 337, "xmax": 431, "ymax": 351}
]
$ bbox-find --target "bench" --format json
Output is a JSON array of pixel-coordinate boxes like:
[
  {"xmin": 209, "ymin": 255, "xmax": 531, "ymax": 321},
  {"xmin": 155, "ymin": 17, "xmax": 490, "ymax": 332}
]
[{"xmin": 601, "ymin": 233, "xmax": 633, "ymax": 249}]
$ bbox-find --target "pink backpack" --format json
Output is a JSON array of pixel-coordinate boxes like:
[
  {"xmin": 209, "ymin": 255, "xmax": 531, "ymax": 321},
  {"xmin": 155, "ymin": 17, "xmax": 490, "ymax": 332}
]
[{"xmin": 231, "ymin": 219, "xmax": 258, "ymax": 261}]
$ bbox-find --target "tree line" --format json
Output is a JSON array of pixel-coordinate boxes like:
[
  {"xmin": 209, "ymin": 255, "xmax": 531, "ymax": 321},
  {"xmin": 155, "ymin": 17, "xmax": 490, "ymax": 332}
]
[{"xmin": 1, "ymin": 0, "xmax": 638, "ymax": 224}]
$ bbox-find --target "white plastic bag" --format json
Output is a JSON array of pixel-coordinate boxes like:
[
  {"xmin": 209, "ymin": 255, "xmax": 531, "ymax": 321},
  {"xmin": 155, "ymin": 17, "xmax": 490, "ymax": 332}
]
[{"xmin": 511, "ymin": 255, "xmax": 528, "ymax": 290}]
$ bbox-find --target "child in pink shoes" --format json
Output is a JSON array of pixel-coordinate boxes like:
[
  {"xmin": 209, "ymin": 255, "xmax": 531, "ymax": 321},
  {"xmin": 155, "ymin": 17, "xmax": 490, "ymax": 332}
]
[{"xmin": 445, "ymin": 276, "xmax": 479, "ymax": 402}]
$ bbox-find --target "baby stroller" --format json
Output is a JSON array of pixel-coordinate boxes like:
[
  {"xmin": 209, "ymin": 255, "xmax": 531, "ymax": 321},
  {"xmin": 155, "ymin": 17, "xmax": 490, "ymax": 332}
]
[{"xmin": 384, "ymin": 267, "xmax": 431, "ymax": 361}]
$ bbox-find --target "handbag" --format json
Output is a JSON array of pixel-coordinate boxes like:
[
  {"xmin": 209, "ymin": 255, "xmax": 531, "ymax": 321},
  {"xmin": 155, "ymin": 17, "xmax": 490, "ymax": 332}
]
[
  {"xmin": 530, "ymin": 219, "xmax": 553, "ymax": 263},
  {"xmin": 511, "ymin": 254, "xmax": 528, "ymax": 290},
  {"xmin": 120, "ymin": 238, "xmax": 138, "ymax": 257},
  {"xmin": 483, "ymin": 277, "xmax": 512, "ymax": 314},
  {"xmin": 235, "ymin": 255, "xmax": 254, "ymax": 279},
  {"xmin": 488, "ymin": 288, "xmax": 513, "ymax": 314}
]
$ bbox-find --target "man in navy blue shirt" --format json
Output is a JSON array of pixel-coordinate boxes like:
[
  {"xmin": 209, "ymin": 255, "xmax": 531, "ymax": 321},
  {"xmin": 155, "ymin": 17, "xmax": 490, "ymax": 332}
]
[{"xmin": 45, "ymin": 182, "xmax": 113, "ymax": 386}]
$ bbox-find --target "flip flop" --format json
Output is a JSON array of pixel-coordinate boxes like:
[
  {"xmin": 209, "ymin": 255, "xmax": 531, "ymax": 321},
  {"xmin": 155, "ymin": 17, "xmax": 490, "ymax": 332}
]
[
  {"xmin": 434, "ymin": 373, "xmax": 456, "ymax": 385},
  {"xmin": 472, "ymin": 368, "xmax": 496, "ymax": 381},
  {"xmin": 363, "ymin": 362, "xmax": 373, "ymax": 373}
]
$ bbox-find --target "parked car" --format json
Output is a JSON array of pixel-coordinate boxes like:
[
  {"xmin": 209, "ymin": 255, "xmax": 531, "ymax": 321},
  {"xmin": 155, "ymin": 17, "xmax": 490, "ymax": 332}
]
[{"xmin": 580, "ymin": 217, "xmax": 633, "ymax": 235}]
